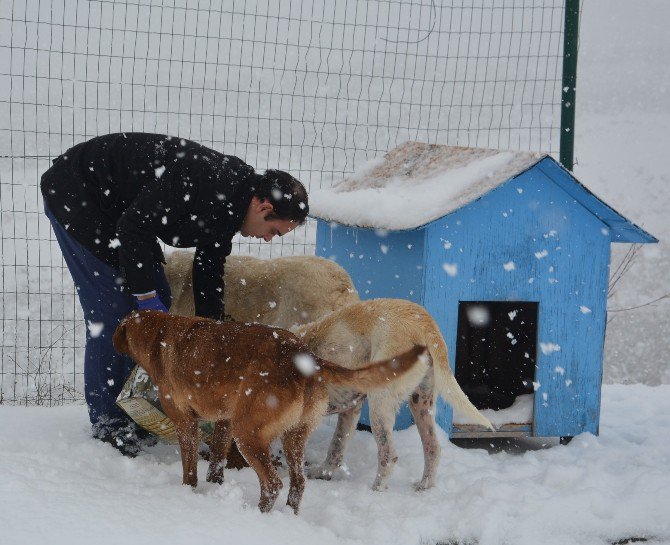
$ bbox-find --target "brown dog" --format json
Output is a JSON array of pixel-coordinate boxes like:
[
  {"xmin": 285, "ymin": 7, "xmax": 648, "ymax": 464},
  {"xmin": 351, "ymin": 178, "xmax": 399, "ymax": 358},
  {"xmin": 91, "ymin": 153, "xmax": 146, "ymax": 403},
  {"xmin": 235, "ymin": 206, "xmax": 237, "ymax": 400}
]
[{"xmin": 112, "ymin": 310, "xmax": 428, "ymax": 514}]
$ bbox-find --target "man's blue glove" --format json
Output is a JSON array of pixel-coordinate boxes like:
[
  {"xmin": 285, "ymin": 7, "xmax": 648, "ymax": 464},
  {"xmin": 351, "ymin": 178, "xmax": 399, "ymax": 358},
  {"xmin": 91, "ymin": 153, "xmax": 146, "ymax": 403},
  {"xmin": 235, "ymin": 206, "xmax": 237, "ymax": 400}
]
[{"xmin": 136, "ymin": 295, "xmax": 168, "ymax": 313}]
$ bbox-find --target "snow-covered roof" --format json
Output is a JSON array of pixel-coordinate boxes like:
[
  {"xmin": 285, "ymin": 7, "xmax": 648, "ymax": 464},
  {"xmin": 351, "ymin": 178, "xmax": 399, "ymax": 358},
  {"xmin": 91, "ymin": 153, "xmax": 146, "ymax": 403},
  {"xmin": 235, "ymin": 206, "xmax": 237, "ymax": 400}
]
[{"xmin": 309, "ymin": 142, "xmax": 544, "ymax": 230}]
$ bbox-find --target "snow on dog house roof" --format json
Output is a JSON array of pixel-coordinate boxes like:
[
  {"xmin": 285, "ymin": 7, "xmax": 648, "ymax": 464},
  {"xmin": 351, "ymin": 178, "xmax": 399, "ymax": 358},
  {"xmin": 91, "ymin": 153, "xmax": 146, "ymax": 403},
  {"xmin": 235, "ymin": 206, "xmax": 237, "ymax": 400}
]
[{"xmin": 309, "ymin": 141, "xmax": 657, "ymax": 243}]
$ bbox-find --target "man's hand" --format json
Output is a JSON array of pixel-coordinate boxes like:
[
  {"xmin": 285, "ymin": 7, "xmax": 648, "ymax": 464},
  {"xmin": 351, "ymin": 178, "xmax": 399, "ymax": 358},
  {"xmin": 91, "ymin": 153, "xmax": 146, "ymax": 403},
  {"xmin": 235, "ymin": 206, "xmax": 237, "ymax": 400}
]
[{"xmin": 136, "ymin": 295, "xmax": 168, "ymax": 313}]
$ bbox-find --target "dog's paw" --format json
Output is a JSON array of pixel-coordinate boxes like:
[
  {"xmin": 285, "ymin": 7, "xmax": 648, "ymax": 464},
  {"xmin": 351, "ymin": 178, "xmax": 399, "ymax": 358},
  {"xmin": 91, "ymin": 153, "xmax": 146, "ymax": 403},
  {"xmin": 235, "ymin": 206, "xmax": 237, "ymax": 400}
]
[
  {"xmin": 413, "ymin": 478, "xmax": 435, "ymax": 492},
  {"xmin": 206, "ymin": 473, "xmax": 224, "ymax": 485},
  {"xmin": 306, "ymin": 464, "xmax": 335, "ymax": 480},
  {"xmin": 206, "ymin": 462, "xmax": 225, "ymax": 484},
  {"xmin": 371, "ymin": 481, "xmax": 389, "ymax": 492}
]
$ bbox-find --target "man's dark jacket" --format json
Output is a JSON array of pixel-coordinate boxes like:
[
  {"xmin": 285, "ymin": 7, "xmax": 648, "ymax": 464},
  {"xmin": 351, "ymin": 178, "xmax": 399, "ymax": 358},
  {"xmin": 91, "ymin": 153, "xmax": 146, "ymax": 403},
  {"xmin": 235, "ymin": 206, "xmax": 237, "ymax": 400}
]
[{"xmin": 41, "ymin": 132, "xmax": 260, "ymax": 319}]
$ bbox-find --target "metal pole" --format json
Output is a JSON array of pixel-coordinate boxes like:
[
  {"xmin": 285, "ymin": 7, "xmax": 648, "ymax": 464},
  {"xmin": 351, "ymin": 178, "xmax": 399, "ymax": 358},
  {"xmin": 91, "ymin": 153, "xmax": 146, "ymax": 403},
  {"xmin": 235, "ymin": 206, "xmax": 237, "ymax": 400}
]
[{"xmin": 560, "ymin": 0, "xmax": 580, "ymax": 171}]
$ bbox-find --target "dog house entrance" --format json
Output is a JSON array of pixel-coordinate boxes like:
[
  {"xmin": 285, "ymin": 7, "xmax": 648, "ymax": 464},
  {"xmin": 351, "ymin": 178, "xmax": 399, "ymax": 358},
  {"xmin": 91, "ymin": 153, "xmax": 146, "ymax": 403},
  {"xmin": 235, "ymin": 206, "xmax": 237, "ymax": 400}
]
[{"xmin": 455, "ymin": 301, "xmax": 538, "ymax": 414}]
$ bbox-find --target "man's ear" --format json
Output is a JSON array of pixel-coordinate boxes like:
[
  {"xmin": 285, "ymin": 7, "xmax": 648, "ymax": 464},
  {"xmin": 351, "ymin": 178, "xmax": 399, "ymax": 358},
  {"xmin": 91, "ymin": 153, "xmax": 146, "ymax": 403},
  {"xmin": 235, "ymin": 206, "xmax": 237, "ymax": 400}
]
[{"xmin": 256, "ymin": 198, "xmax": 274, "ymax": 213}]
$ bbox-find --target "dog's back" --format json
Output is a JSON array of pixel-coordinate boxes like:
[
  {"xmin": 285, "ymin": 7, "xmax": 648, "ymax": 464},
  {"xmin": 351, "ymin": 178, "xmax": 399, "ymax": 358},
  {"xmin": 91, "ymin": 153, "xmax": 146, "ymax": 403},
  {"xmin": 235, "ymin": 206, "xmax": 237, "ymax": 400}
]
[
  {"xmin": 164, "ymin": 252, "xmax": 360, "ymax": 327},
  {"xmin": 114, "ymin": 312, "xmax": 320, "ymax": 425},
  {"xmin": 294, "ymin": 299, "xmax": 432, "ymax": 402},
  {"xmin": 295, "ymin": 298, "xmax": 492, "ymax": 427}
]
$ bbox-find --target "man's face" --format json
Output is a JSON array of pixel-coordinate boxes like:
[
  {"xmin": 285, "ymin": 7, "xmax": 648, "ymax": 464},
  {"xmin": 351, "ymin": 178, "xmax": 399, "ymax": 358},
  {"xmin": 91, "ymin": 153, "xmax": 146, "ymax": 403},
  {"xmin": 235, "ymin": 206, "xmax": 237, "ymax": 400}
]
[{"xmin": 240, "ymin": 197, "xmax": 298, "ymax": 242}]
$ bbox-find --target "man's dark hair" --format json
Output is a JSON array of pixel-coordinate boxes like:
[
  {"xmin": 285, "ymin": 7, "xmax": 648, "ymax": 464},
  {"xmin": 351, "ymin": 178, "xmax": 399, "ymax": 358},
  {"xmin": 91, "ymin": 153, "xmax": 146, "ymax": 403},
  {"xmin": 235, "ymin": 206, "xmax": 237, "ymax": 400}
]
[{"xmin": 254, "ymin": 169, "xmax": 309, "ymax": 224}]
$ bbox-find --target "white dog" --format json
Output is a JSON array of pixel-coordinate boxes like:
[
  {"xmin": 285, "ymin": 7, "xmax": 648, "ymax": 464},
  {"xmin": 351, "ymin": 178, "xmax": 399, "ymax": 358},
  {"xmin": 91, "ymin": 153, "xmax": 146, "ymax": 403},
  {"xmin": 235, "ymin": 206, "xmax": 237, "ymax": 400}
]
[{"xmin": 165, "ymin": 251, "xmax": 360, "ymax": 327}]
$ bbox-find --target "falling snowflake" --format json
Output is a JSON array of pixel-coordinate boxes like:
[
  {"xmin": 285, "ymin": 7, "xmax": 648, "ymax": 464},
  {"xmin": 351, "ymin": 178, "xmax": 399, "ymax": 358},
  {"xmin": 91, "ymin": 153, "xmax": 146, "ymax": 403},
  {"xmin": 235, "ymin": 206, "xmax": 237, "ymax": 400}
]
[
  {"xmin": 466, "ymin": 305, "xmax": 490, "ymax": 327},
  {"xmin": 442, "ymin": 263, "xmax": 458, "ymax": 277},
  {"xmin": 294, "ymin": 353, "xmax": 318, "ymax": 377},
  {"xmin": 540, "ymin": 342, "xmax": 561, "ymax": 355},
  {"xmin": 87, "ymin": 321, "xmax": 104, "ymax": 338}
]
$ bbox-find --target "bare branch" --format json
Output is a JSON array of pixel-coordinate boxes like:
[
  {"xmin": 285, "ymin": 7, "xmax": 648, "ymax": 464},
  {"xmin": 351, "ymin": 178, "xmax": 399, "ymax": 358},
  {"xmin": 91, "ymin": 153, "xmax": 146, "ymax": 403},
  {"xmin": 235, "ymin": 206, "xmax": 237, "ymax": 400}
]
[
  {"xmin": 609, "ymin": 294, "xmax": 670, "ymax": 313},
  {"xmin": 608, "ymin": 244, "xmax": 642, "ymax": 298}
]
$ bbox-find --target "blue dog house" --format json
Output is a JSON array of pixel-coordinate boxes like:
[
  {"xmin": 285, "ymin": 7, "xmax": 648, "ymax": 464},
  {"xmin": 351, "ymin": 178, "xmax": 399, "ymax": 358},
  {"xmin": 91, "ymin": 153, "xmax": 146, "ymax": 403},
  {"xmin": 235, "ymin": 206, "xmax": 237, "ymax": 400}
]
[{"xmin": 310, "ymin": 142, "xmax": 657, "ymax": 440}]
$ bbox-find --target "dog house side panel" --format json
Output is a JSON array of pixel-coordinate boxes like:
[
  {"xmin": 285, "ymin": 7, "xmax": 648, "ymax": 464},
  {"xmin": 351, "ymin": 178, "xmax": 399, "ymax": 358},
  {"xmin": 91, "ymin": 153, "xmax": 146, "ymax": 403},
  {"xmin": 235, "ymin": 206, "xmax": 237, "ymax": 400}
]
[
  {"xmin": 423, "ymin": 167, "xmax": 609, "ymax": 437},
  {"xmin": 315, "ymin": 220, "xmax": 426, "ymax": 304}
]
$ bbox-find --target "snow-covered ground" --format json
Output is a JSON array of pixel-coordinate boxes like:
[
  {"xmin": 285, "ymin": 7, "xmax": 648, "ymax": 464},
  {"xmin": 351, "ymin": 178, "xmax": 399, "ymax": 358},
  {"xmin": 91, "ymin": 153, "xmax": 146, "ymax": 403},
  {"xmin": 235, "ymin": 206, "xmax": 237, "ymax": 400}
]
[
  {"xmin": 1, "ymin": 0, "xmax": 669, "ymax": 544},
  {"xmin": 1, "ymin": 384, "xmax": 669, "ymax": 545}
]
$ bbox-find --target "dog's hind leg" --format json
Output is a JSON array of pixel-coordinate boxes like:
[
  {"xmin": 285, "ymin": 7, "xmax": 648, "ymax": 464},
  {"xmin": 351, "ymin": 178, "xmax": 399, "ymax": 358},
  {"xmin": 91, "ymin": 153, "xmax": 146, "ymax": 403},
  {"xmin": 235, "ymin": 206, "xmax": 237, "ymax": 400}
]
[
  {"xmin": 369, "ymin": 396, "xmax": 399, "ymax": 491},
  {"xmin": 307, "ymin": 404, "xmax": 361, "ymax": 480},
  {"xmin": 281, "ymin": 424, "xmax": 311, "ymax": 514},
  {"xmin": 408, "ymin": 371, "xmax": 441, "ymax": 490},
  {"xmin": 236, "ymin": 434, "xmax": 283, "ymax": 513},
  {"xmin": 206, "ymin": 419, "xmax": 233, "ymax": 485}
]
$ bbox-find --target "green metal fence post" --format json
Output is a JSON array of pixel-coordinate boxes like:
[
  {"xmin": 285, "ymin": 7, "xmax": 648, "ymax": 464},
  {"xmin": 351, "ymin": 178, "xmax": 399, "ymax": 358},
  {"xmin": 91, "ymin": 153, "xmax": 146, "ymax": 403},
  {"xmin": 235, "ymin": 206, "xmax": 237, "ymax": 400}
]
[{"xmin": 560, "ymin": 0, "xmax": 580, "ymax": 171}]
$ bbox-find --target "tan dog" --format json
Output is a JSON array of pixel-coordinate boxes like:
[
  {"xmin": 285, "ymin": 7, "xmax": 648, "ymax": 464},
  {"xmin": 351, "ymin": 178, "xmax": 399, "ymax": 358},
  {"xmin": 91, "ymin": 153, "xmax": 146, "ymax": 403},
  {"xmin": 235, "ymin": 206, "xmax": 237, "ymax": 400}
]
[
  {"xmin": 112, "ymin": 310, "xmax": 428, "ymax": 513},
  {"xmin": 293, "ymin": 298, "xmax": 494, "ymax": 491},
  {"xmin": 166, "ymin": 251, "xmax": 360, "ymax": 326}
]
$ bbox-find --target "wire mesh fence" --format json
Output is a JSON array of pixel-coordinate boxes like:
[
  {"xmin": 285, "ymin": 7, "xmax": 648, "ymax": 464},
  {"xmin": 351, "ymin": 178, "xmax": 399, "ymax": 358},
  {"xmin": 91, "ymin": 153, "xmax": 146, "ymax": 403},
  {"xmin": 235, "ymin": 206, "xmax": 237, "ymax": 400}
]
[{"xmin": 0, "ymin": 0, "xmax": 569, "ymax": 405}]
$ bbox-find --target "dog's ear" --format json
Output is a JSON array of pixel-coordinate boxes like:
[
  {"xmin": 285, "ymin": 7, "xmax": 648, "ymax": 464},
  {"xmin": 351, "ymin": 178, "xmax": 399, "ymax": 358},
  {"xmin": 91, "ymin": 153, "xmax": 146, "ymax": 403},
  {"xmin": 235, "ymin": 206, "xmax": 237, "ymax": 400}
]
[{"xmin": 112, "ymin": 317, "xmax": 130, "ymax": 355}]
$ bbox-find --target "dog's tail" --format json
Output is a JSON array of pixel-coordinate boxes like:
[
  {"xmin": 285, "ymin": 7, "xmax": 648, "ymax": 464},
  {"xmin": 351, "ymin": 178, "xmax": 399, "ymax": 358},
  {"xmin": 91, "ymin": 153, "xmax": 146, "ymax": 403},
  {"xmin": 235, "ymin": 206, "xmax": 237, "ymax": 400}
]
[
  {"xmin": 317, "ymin": 346, "xmax": 429, "ymax": 392},
  {"xmin": 427, "ymin": 330, "xmax": 495, "ymax": 431}
]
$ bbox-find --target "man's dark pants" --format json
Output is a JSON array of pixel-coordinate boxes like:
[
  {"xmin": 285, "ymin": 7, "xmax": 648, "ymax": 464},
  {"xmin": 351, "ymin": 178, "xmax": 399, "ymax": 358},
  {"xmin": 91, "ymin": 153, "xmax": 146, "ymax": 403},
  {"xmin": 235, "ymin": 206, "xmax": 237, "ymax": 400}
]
[{"xmin": 44, "ymin": 203, "xmax": 171, "ymax": 438}]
